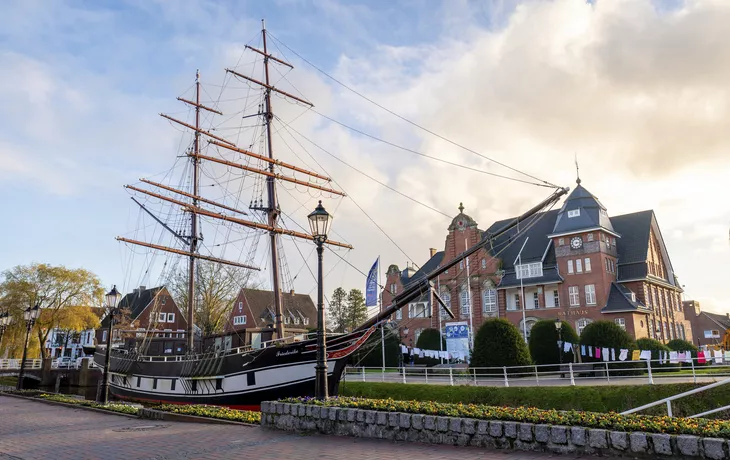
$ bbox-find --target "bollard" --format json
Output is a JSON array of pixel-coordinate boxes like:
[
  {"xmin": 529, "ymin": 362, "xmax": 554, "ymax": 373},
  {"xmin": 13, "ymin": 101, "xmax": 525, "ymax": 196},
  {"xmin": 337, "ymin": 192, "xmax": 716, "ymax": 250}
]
[
  {"xmin": 690, "ymin": 358, "xmax": 697, "ymax": 384},
  {"xmin": 402, "ymin": 367, "xmax": 406, "ymax": 384},
  {"xmin": 361, "ymin": 367, "xmax": 366, "ymax": 382},
  {"xmin": 503, "ymin": 366, "xmax": 509, "ymax": 387},
  {"xmin": 647, "ymin": 359, "xmax": 655, "ymax": 385},
  {"xmin": 534, "ymin": 365, "xmax": 539, "ymax": 386},
  {"xmin": 569, "ymin": 362, "xmax": 576, "ymax": 386},
  {"xmin": 449, "ymin": 368, "xmax": 454, "ymax": 386}
]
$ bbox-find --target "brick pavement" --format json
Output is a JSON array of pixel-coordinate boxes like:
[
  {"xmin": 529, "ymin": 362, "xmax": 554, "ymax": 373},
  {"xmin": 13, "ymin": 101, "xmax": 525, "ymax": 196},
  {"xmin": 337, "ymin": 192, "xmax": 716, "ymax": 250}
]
[{"xmin": 0, "ymin": 396, "xmax": 617, "ymax": 459}]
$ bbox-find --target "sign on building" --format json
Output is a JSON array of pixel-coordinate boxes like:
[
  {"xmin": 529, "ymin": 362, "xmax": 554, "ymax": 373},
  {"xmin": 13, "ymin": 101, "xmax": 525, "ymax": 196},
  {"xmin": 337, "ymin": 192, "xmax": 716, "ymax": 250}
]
[{"xmin": 445, "ymin": 321, "xmax": 470, "ymax": 362}]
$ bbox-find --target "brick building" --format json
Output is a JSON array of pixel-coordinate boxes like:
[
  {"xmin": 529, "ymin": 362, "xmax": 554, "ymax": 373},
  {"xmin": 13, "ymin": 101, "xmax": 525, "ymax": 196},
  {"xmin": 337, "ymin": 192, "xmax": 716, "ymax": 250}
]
[
  {"xmin": 683, "ymin": 300, "xmax": 730, "ymax": 348},
  {"xmin": 382, "ymin": 178, "xmax": 692, "ymax": 347},
  {"xmin": 96, "ymin": 285, "xmax": 187, "ymax": 346}
]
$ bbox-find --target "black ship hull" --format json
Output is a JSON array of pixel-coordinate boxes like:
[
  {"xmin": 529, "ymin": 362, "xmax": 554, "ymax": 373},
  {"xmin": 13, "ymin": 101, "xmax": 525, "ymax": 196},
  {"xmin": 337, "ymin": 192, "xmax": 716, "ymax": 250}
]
[{"xmin": 94, "ymin": 327, "xmax": 374, "ymax": 410}]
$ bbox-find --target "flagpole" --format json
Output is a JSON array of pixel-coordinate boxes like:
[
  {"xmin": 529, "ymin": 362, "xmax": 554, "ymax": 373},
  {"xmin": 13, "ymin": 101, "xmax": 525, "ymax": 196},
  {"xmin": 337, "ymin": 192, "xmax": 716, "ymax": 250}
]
[
  {"xmin": 378, "ymin": 257, "xmax": 385, "ymax": 371},
  {"xmin": 437, "ymin": 274, "xmax": 443, "ymax": 365},
  {"xmin": 465, "ymin": 238, "xmax": 475, "ymax": 353}
]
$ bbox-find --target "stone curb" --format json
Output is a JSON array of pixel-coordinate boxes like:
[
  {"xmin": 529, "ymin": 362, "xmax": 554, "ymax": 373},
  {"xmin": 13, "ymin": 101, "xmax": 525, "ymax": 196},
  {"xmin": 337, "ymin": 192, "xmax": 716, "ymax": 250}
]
[
  {"xmin": 260, "ymin": 401, "xmax": 730, "ymax": 459},
  {"xmin": 0, "ymin": 393, "xmax": 140, "ymax": 420}
]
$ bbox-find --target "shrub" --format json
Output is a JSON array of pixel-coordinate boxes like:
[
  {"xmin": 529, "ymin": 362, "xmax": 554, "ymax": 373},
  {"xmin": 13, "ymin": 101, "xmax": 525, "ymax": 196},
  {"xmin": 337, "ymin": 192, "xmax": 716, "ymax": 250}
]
[
  {"xmin": 471, "ymin": 319, "xmax": 531, "ymax": 369},
  {"xmin": 350, "ymin": 324, "xmax": 401, "ymax": 367},
  {"xmin": 579, "ymin": 321, "xmax": 635, "ymax": 362},
  {"xmin": 667, "ymin": 339, "xmax": 698, "ymax": 353},
  {"xmin": 414, "ymin": 328, "xmax": 445, "ymax": 366},
  {"xmin": 528, "ymin": 320, "xmax": 579, "ymax": 366},
  {"xmin": 636, "ymin": 338, "xmax": 672, "ymax": 371}
]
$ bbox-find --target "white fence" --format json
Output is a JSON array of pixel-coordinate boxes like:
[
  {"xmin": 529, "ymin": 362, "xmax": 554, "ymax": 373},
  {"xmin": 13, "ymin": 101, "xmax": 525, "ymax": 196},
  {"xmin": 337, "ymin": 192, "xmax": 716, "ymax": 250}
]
[
  {"xmin": 0, "ymin": 358, "xmax": 96, "ymax": 371},
  {"xmin": 344, "ymin": 357, "xmax": 730, "ymax": 387}
]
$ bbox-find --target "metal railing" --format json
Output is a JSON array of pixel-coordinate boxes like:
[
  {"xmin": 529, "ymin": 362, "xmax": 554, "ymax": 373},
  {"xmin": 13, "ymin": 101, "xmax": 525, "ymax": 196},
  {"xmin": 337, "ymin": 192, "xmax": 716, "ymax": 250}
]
[
  {"xmin": 620, "ymin": 376, "xmax": 730, "ymax": 418},
  {"xmin": 0, "ymin": 358, "xmax": 96, "ymax": 371},
  {"xmin": 344, "ymin": 356, "xmax": 730, "ymax": 389}
]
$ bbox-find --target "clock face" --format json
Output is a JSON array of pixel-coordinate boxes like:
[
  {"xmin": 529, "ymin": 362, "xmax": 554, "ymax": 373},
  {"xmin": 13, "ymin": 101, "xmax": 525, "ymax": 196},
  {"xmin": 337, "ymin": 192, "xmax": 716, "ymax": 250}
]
[{"xmin": 570, "ymin": 237, "xmax": 583, "ymax": 249}]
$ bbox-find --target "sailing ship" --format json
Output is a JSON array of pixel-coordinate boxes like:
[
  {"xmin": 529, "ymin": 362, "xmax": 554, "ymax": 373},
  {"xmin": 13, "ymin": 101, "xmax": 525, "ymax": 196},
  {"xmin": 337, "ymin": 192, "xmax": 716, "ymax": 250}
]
[{"xmin": 94, "ymin": 21, "xmax": 568, "ymax": 409}]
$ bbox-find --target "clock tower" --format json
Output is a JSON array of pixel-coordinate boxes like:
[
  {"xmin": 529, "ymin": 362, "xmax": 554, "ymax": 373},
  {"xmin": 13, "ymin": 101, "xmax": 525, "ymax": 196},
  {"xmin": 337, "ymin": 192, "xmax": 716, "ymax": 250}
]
[{"xmin": 548, "ymin": 176, "xmax": 621, "ymax": 314}]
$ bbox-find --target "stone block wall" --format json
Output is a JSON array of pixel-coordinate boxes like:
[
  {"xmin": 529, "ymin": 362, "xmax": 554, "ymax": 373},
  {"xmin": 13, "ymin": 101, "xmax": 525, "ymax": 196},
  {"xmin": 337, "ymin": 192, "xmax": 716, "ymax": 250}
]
[{"xmin": 260, "ymin": 402, "xmax": 730, "ymax": 459}]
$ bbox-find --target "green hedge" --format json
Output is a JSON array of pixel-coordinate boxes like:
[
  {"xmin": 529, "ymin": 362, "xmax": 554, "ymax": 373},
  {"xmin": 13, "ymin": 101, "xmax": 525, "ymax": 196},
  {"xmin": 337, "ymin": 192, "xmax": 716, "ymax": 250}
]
[
  {"xmin": 282, "ymin": 396, "xmax": 730, "ymax": 438},
  {"xmin": 471, "ymin": 319, "xmax": 531, "ymax": 369},
  {"xmin": 339, "ymin": 381, "xmax": 730, "ymax": 417}
]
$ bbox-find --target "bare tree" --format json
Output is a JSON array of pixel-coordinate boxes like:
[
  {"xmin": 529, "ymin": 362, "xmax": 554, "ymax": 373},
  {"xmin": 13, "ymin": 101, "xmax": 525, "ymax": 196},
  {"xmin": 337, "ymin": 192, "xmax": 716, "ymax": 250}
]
[{"xmin": 169, "ymin": 261, "xmax": 256, "ymax": 336}]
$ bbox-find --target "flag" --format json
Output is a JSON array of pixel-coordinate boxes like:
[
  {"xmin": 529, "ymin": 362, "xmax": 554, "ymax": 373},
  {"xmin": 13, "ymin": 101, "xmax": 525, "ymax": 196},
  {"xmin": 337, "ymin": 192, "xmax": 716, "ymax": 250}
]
[{"xmin": 365, "ymin": 257, "xmax": 379, "ymax": 307}]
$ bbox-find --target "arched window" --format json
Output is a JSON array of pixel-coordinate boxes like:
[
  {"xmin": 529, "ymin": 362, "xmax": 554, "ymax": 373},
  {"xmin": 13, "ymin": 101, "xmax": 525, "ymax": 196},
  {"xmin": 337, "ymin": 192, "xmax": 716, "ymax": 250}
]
[
  {"xmin": 460, "ymin": 287, "xmax": 470, "ymax": 316},
  {"xmin": 519, "ymin": 318, "xmax": 538, "ymax": 340},
  {"xmin": 576, "ymin": 318, "xmax": 591, "ymax": 335},
  {"xmin": 482, "ymin": 288, "xmax": 497, "ymax": 313}
]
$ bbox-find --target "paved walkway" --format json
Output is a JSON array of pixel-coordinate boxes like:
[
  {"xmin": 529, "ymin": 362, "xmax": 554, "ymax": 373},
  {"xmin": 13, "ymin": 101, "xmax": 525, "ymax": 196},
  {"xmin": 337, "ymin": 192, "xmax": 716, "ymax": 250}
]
[{"xmin": 0, "ymin": 396, "xmax": 621, "ymax": 460}]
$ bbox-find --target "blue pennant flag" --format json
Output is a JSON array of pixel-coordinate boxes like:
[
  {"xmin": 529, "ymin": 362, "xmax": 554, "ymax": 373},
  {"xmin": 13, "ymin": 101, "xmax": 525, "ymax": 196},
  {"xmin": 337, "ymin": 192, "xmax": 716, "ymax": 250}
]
[{"xmin": 365, "ymin": 257, "xmax": 379, "ymax": 307}]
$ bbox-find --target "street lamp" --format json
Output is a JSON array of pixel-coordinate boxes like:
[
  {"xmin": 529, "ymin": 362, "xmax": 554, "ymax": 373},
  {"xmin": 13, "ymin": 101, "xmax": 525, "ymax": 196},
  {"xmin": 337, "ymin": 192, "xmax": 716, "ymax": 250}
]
[
  {"xmin": 555, "ymin": 318, "xmax": 563, "ymax": 365},
  {"xmin": 308, "ymin": 201, "xmax": 332, "ymax": 400},
  {"xmin": 16, "ymin": 303, "xmax": 41, "ymax": 391},
  {"xmin": 0, "ymin": 311, "xmax": 11, "ymax": 347},
  {"xmin": 100, "ymin": 285, "xmax": 121, "ymax": 404}
]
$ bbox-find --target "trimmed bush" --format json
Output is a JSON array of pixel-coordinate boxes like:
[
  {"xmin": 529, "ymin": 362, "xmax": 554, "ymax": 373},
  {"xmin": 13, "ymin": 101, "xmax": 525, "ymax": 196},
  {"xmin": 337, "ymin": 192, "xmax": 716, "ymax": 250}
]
[
  {"xmin": 414, "ymin": 328, "xmax": 445, "ymax": 366},
  {"xmin": 636, "ymin": 338, "xmax": 672, "ymax": 371},
  {"xmin": 667, "ymin": 339, "xmax": 699, "ymax": 353},
  {"xmin": 579, "ymin": 321, "xmax": 635, "ymax": 362},
  {"xmin": 528, "ymin": 320, "xmax": 579, "ymax": 366},
  {"xmin": 339, "ymin": 381, "xmax": 730, "ymax": 417},
  {"xmin": 471, "ymin": 319, "xmax": 531, "ymax": 369},
  {"xmin": 351, "ymin": 324, "xmax": 400, "ymax": 367}
]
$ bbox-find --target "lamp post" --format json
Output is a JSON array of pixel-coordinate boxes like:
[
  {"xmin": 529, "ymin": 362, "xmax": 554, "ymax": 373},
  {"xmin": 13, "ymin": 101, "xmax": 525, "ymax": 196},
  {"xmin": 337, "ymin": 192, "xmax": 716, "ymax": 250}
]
[
  {"xmin": 16, "ymin": 303, "xmax": 41, "ymax": 391},
  {"xmin": 100, "ymin": 285, "xmax": 121, "ymax": 405},
  {"xmin": 308, "ymin": 201, "xmax": 332, "ymax": 400},
  {"xmin": 0, "ymin": 311, "xmax": 11, "ymax": 348},
  {"xmin": 555, "ymin": 318, "xmax": 563, "ymax": 365}
]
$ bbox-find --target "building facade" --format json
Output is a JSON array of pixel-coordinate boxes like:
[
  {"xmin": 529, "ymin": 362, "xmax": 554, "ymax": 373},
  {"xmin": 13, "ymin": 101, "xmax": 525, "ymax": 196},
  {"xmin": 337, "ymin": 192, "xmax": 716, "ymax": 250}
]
[
  {"xmin": 45, "ymin": 328, "xmax": 96, "ymax": 360},
  {"xmin": 683, "ymin": 300, "xmax": 730, "ymax": 348},
  {"xmin": 382, "ymin": 179, "xmax": 692, "ymax": 346}
]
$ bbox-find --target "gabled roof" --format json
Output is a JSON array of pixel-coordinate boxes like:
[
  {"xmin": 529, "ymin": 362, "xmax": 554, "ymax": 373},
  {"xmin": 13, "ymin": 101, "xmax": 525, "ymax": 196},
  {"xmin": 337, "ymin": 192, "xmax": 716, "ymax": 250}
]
[
  {"xmin": 550, "ymin": 183, "xmax": 617, "ymax": 237},
  {"xmin": 101, "ymin": 286, "xmax": 164, "ymax": 328},
  {"xmin": 601, "ymin": 283, "xmax": 652, "ymax": 313},
  {"xmin": 485, "ymin": 209, "xmax": 560, "ymax": 269},
  {"xmin": 702, "ymin": 312, "xmax": 730, "ymax": 331},
  {"xmin": 238, "ymin": 288, "xmax": 317, "ymax": 329}
]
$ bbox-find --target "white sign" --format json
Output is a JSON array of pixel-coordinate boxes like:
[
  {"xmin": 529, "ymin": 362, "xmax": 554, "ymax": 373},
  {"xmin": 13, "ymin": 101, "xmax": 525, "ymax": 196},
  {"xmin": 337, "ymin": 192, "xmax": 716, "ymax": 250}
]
[{"xmin": 444, "ymin": 321, "xmax": 470, "ymax": 362}]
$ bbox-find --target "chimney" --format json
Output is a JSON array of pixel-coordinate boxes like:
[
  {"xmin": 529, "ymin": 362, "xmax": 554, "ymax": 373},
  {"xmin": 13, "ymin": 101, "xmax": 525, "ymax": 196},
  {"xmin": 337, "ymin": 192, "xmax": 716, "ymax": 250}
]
[
  {"xmin": 290, "ymin": 289, "xmax": 295, "ymax": 296},
  {"xmin": 430, "ymin": 248, "xmax": 438, "ymax": 258}
]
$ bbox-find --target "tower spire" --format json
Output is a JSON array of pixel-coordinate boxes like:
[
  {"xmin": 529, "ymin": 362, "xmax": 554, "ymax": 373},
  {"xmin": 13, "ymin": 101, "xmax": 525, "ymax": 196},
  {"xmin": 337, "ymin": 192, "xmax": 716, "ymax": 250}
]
[{"xmin": 574, "ymin": 154, "xmax": 581, "ymax": 185}]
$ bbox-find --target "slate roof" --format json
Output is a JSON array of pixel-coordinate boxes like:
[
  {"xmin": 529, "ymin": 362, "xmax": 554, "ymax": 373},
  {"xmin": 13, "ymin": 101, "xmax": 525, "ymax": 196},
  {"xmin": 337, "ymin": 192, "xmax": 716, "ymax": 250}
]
[
  {"xmin": 601, "ymin": 283, "xmax": 652, "ymax": 313},
  {"xmin": 702, "ymin": 312, "xmax": 730, "ymax": 331},
  {"xmin": 550, "ymin": 184, "xmax": 617, "ymax": 237},
  {"xmin": 402, "ymin": 251, "xmax": 444, "ymax": 302},
  {"xmin": 239, "ymin": 288, "xmax": 317, "ymax": 328},
  {"xmin": 101, "ymin": 286, "xmax": 163, "ymax": 328},
  {"xmin": 485, "ymin": 209, "xmax": 560, "ymax": 268}
]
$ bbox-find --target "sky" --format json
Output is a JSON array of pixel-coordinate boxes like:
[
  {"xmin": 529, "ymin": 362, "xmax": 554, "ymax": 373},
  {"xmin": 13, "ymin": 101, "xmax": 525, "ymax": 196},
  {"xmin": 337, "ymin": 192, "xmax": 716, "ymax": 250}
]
[{"xmin": 1, "ymin": 0, "xmax": 728, "ymax": 314}]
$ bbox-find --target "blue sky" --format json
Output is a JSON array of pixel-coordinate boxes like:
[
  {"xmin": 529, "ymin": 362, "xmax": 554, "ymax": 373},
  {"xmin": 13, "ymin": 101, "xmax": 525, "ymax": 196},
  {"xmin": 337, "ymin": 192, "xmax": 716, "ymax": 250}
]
[{"xmin": 2, "ymin": 0, "xmax": 728, "ymax": 315}]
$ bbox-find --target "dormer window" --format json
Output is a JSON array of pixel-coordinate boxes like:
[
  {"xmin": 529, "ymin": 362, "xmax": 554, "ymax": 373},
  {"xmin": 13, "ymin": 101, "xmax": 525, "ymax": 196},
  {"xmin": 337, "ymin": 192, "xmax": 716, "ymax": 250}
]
[
  {"xmin": 630, "ymin": 292, "xmax": 636, "ymax": 302},
  {"xmin": 516, "ymin": 262, "xmax": 543, "ymax": 279},
  {"xmin": 567, "ymin": 209, "xmax": 581, "ymax": 218}
]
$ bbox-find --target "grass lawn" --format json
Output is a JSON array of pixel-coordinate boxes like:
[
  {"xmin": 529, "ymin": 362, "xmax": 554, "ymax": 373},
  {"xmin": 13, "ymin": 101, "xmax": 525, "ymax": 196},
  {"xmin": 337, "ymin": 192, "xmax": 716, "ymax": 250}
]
[{"xmin": 340, "ymin": 381, "xmax": 730, "ymax": 417}]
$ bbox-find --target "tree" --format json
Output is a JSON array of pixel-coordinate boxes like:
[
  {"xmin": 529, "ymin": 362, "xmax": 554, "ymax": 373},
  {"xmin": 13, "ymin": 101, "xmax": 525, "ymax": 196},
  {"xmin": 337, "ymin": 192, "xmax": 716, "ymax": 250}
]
[
  {"xmin": 528, "ymin": 320, "xmax": 580, "ymax": 366},
  {"xmin": 667, "ymin": 339, "xmax": 698, "ymax": 353},
  {"xmin": 328, "ymin": 287, "xmax": 348, "ymax": 333},
  {"xmin": 415, "ymin": 328, "xmax": 446, "ymax": 367},
  {"xmin": 351, "ymin": 324, "xmax": 401, "ymax": 367},
  {"xmin": 169, "ymin": 260, "xmax": 255, "ymax": 336},
  {"xmin": 345, "ymin": 289, "xmax": 368, "ymax": 332},
  {"xmin": 636, "ymin": 337, "xmax": 672, "ymax": 370},
  {"xmin": 579, "ymin": 321, "xmax": 635, "ymax": 363},
  {"xmin": 0, "ymin": 263, "xmax": 104, "ymax": 359},
  {"xmin": 471, "ymin": 319, "xmax": 531, "ymax": 368}
]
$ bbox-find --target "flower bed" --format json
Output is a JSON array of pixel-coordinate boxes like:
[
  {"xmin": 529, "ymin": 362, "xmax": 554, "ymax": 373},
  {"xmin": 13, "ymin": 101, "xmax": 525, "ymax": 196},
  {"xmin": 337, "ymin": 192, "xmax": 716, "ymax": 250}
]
[
  {"xmin": 281, "ymin": 396, "xmax": 730, "ymax": 439},
  {"xmin": 153, "ymin": 404, "xmax": 261, "ymax": 424},
  {"xmin": 35, "ymin": 393, "xmax": 140, "ymax": 415}
]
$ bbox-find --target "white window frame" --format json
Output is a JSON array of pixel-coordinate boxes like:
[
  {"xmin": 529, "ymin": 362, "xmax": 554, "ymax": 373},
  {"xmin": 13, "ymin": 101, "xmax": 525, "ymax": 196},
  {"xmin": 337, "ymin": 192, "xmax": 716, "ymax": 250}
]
[
  {"xmin": 460, "ymin": 288, "xmax": 470, "ymax": 316},
  {"xmin": 102, "ymin": 330, "xmax": 108, "ymax": 342},
  {"xmin": 532, "ymin": 291, "xmax": 539, "ymax": 309},
  {"xmin": 409, "ymin": 302, "xmax": 428, "ymax": 318},
  {"xmin": 167, "ymin": 313, "xmax": 175, "ymax": 323},
  {"xmin": 558, "ymin": 238, "xmax": 565, "ymax": 246},
  {"xmin": 395, "ymin": 309, "xmax": 402, "ymax": 320},
  {"xmin": 615, "ymin": 318, "xmax": 626, "ymax": 330},
  {"xmin": 390, "ymin": 284, "xmax": 397, "ymax": 295},
  {"xmin": 294, "ymin": 316, "xmax": 300, "ymax": 325},
  {"xmin": 576, "ymin": 318, "xmax": 590, "ymax": 335},
  {"xmin": 440, "ymin": 291, "xmax": 451, "ymax": 318},
  {"xmin": 576, "ymin": 259, "xmax": 583, "ymax": 273},
  {"xmin": 567, "ymin": 209, "xmax": 580, "ymax": 218},
  {"xmin": 304, "ymin": 318, "xmax": 310, "ymax": 326},
  {"xmin": 284, "ymin": 316, "xmax": 290, "ymax": 325},
  {"xmin": 585, "ymin": 284, "xmax": 596, "ymax": 305},
  {"xmin": 516, "ymin": 262, "xmax": 543, "ymax": 279},
  {"xmin": 587, "ymin": 233, "xmax": 594, "ymax": 242},
  {"xmin": 569, "ymin": 286, "xmax": 580, "ymax": 306},
  {"xmin": 481, "ymin": 259, "xmax": 486, "ymax": 269},
  {"xmin": 158, "ymin": 312, "xmax": 167, "ymax": 323},
  {"xmin": 233, "ymin": 315, "xmax": 247, "ymax": 326},
  {"xmin": 567, "ymin": 260, "xmax": 574, "ymax": 274},
  {"xmin": 482, "ymin": 289, "xmax": 497, "ymax": 313},
  {"xmin": 584, "ymin": 257, "xmax": 591, "ymax": 272},
  {"xmin": 705, "ymin": 330, "xmax": 721, "ymax": 339}
]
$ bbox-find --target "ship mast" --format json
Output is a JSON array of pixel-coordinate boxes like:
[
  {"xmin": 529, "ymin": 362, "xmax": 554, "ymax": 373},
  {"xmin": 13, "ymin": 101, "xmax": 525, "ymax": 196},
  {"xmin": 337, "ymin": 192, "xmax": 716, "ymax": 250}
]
[
  {"xmin": 261, "ymin": 20, "xmax": 285, "ymax": 339},
  {"xmin": 187, "ymin": 69, "xmax": 201, "ymax": 352}
]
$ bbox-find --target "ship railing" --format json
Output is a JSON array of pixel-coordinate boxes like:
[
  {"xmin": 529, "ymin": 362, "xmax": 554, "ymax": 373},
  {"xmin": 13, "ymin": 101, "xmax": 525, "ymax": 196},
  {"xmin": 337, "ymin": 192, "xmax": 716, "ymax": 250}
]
[{"xmin": 344, "ymin": 355, "xmax": 730, "ymax": 394}]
